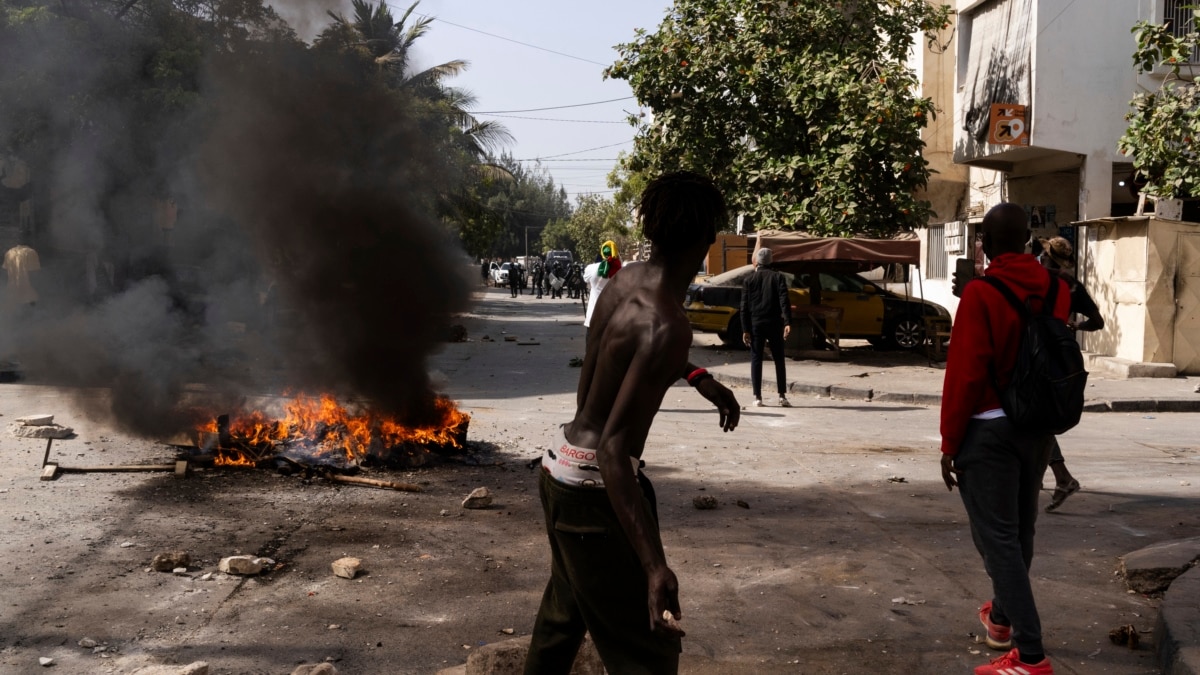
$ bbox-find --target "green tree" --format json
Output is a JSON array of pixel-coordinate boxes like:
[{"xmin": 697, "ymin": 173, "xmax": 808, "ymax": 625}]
[
  {"xmin": 1118, "ymin": 15, "xmax": 1200, "ymax": 199},
  {"xmin": 537, "ymin": 193, "xmax": 632, "ymax": 263},
  {"xmin": 606, "ymin": 0, "xmax": 950, "ymax": 237}
]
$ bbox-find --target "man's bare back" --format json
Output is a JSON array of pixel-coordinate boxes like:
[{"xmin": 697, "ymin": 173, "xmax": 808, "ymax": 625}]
[{"xmin": 565, "ymin": 260, "xmax": 692, "ymax": 457}]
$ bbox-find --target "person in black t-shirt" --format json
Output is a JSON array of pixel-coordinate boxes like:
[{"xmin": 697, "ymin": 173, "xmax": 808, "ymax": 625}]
[
  {"xmin": 1038, "ymin": 237, "xmax": 1104, "ymax": 512},
  {"xmin": 740, "ymin": 247, "xmax": 792, "ymax": 407}
]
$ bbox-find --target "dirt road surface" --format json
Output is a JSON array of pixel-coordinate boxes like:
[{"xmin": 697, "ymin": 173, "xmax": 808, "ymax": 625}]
[{"xmin": 0, "ymin": 288, "xmax": 1196, "ymax": 674}]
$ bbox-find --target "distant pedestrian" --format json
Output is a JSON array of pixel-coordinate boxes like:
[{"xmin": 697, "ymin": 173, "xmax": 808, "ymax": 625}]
[
  {"xmin": 481, "ymin": 259, "xmax": 490, "ymax": 287},
  {"xmin": 1037, "ymin": 236, "xmax": 1104, "ymax": 513},
  {"xmin": 2, "ymin": 243, "xmax": 40, "ymax": 314},
  {"xmin": 583, "ymin": 240, "xmax": 622, "ymax": 331},
  {"xmin": 940, "ymin": 203, "xmax": 1068, "ymax": 675},
  {"xmin": 508, "ymin": 261, "xmax": 520, "ymax": 298},
  {"xmin": 741, "ymin": 247, "xmax": 791, "ymax": 408},
  {"xmin": 532, "ymin": 260, "xmax": 545, "ymax": 299}
]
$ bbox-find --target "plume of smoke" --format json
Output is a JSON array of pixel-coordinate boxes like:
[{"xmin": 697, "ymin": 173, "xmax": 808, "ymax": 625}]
[
  {"xmin": 0, "ymin": 17, "xmax": 474, "ymax": 437},
  {"xmin": 268, "ymin": 0, "xmax": 349, "ymax": 42}
]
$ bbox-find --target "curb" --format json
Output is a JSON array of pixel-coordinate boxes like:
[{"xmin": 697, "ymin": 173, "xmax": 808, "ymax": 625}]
[
  {"xmin": 1157, "ymin": 565, "xmax": 1200, "ymax": 675},
  {"xmin": 710, "ymin": 374, "xmax": 1200, "ymax": 413}
]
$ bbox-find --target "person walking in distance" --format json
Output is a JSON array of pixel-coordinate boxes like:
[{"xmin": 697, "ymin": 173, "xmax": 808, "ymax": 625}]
[
  {"xmin": 941, "ymin": 203, "xmax": 1070, "ymax": 675},
  {"xmin": 1036, "ymin": 236, "xmax": 1103, "ymax": 512},
  {"xmin": 741, "ymin": 247, "xmax": 792, "ymax": 407},
  {"xmin": 508, "ymin": 259, "xmax": 520, "ymax": 298},
  {"xmin": 532, "ymin": 259, "xmax": 545, "ymax": 299},
  {"xmin": 524, "ymin": 172, "xmax": 741, "ymax": 675}
]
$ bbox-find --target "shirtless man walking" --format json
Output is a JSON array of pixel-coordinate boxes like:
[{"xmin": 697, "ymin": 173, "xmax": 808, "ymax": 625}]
[{"xmin": 524, "ymin": 172, "xmax": 741, "ymax": 675}]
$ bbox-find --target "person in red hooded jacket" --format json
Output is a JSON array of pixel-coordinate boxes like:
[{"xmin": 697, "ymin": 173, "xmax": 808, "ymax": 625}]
[{"xmin": 940, "ymin": 203, "xmax": 1070, "ymax": 675}]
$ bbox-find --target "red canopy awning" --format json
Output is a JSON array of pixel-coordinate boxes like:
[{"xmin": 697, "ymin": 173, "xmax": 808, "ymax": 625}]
[{"xmin": 755, "ymin": 230, "xmax": 920, "ymax": 266}]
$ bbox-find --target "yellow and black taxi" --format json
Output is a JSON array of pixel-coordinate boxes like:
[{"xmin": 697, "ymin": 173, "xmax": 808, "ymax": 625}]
[{"xmin": 685, "ymin": 264, "xmax": 951, "ymax": 350}]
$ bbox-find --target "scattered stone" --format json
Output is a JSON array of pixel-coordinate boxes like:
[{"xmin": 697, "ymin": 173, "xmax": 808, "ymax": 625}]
[
  {"xmin": 462, "ymin": 487, "xmax": 493, "ymax": 509},
  {"xmin": 503, "ymin": 335, "xmax": 517, "ymax": 342},
  {"xmin": 218, "ymin": 555, "xmax": 274, "ymax": 576},
  {"xmin": 16, "ymin": 414, "xmax": 54, "ymax": 426},
  {"xmin": 692, "ymin": 495, "xmax": 718, "ymax": 510},
  {"xmin": 199, "ymin": 572, "xmax": 213, "ymax": 581},
  {"xmin": 500, "ymin": 628, "xmax": 515, "ymax": 635},
  {"xmin": 173, "ymin": 567, "xmax": 188, "ymax": 575},
  {"xmin": 39, "ymin": 656, "xmax": 54, "ymax": 667},
  {"xmin": 328, "ymin": 624, "xmax": 341, "ymax": 630},
  {"xmin": 891, "ymin": 597, "xmax": 926, "ymax": 605},
  {"xmin": 151, "ymin": 551, "xmax": 191, "ymax": 572},
  {"xmin": 466, "ymin": 635, "xmax": 603, "ymax": 675},
  {"xmin": 331, "ymin": 557, "xmax": 363, "ymax": 580},
  {"xmin": 291, "ymin": 664, "xmax": 338, "ymax": 675},
  {"xmin": 120, "ymin": 542, "xmax": 135, "ymax": 548},
  {"xmin": 440, "ymin": 509, "xmax": 450, "ymax": 517},
  {"xmin": 568, "ymin": 357, "xmax": 584, "ymax": 367},
  {"xmin": 1118, "ymin": 536, "xmax": 1200, "ymax": 594},
  {"xmin": 887, "ymin": 476, "xmax": 907, "ymax": 483},
  {"xmin": 735, "ymin": 499, "xmax": 750, "ymax": 509},
  {"xmin": 78, "ymin": 638, "xmax": 97, "ymax": 649},
  {"xmin": 9, "ymin": 422, "xmax": 74, "ymax": 439},
  {"xmin": 1194, "ymin": 383, "xmax": 1200, "ymax": 393},
  {"xmin": 1109, "ymin": 624, "xmax": 1140, "ymax": 649},
  {"xmin": 129, "ymin": 662, "xmax": 210, "ymax": 675}
]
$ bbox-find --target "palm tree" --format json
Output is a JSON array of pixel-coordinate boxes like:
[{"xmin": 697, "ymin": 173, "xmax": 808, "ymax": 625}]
[{"xmin": 315, "ymin": 0, "xmax": 513, "ymax": 247}]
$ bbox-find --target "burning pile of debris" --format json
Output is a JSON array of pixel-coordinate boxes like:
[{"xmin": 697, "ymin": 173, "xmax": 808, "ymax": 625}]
[{"xmin": 185, "ymin": 394, "xmax": 470, "ymax": 475}]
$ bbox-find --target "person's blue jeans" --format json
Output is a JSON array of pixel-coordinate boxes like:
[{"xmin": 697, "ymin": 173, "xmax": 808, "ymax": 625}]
[{"xmin": 956, "ymin": 416, "xmax": 1053, "ymax": 656}]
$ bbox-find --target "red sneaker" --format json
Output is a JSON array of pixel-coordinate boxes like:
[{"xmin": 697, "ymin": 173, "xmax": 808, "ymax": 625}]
[
  {"xmin": 974, "ymin": 648, "xmax": 1054, "ymax": 675},
  {"xmin": 979, "ymin": 601, "xmax": 1012, "ymax": 650}
]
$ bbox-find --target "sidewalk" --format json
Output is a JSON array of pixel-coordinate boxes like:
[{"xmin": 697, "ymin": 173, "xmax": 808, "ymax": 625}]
[{"xmin": 697, "ymin": 341, "xmax": 1200, "ymax": 413}]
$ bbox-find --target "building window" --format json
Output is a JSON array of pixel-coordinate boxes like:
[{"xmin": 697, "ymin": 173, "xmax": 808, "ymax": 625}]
[
  {"xmin": 927, "ymin": 224, "xmax": 947, "ymax": 279},
  {"xmin": 1165, "ymin": 0, "xmax": 1200, "ymax": 63}
]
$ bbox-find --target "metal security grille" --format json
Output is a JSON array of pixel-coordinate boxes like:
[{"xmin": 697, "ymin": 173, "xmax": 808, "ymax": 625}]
[
  {"xmin": 927, "ymin": 224, "xmax": 947, "ymax": 279},
  {"xmin": 1164, "ymin": 0, "xmax": 1200, "ymax": 63}
]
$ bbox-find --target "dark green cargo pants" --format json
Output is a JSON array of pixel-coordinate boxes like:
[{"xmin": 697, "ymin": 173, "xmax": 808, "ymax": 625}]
[{"xmin": 524, "ymin": 469, "xmax": 680, "ymax": 675}]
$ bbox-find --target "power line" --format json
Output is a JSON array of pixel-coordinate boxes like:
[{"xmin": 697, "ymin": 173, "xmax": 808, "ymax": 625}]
[
  {"xmin": 479, "ymin": 113, "xmax": 629, "ymax": 124},
  {"xmin": 408, "ymin": 10, "xmax": 611, "ymax": 67},
  {"xmin": 473, "ymin": 97, "xmax": 634, "ymax": 114},
  {"xmin": 527, "ymin": 141, "xmax": 631, "ymax": 160},
  {"xmin": 516, "ymin": 158, "xmax": 621, "ymax": 162}
]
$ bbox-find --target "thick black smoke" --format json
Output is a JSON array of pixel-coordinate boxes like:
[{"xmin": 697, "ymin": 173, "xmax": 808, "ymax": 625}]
[{"xmin": 0, "ymin": 10, "xmax": 475, "ymax": 437}]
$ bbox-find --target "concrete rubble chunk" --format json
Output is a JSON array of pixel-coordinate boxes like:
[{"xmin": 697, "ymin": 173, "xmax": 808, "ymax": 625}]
[
  {"xmin": 331, "ymin": 557, "xmax": 363, "ymax": 579},
  {"xmin": 8, "ymin": 422, "xmax": 73, "ymax": 439},
  {"xmin": 38, "ymin": 657, "xmax": 53, "ymax": 667},
  {"xmin": 291, "ymin": 664, "xmax": 339, "ymax": 675},
  {"xmin": 465, "ymin": 635, "xmax": 604, "ymax": 675},
  {"xmin": 1119, "ymin": 536, "xmax": 1200, "ymax": 594},
  {"xmin": 16, "ymin": 414, "xmax": 54, "ymax": 426},
  {"xmin": 129, "ymin": 662, "xmax": 210, "ymax": 675},
  {"xmin": 78, "ymin": 638, "xmax": 97, "ymax": 648},
  {"xmin": 218, "ymin": 555, "xmax": 273, "ymax": 576},
  {"xmin": 462, "ymin": 487, "xmax": 493, "ymax": 509},
  {"xmin": 152, "ymin": 551, "xmax": 191, "ymax": 572}
]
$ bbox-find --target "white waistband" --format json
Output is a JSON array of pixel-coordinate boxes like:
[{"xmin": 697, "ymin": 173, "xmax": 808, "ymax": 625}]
[
  {"xmin": 972, "ymin": 408, "xmax": 1007, "ymax": 420},
  {"xmin": 542, "ymin": 428, "xmax": 640, "ymax": 488}
]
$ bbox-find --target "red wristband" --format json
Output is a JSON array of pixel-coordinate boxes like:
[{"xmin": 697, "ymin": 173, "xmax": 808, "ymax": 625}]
[{"xmin": 686, "ymin": 368, "xmax": 709, "ymax": 385}]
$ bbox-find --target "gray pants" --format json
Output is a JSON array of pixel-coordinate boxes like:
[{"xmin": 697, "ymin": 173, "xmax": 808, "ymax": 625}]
[{"xmin": 956, "ymin": 416, "xmax": 1053, "ymax": 656}]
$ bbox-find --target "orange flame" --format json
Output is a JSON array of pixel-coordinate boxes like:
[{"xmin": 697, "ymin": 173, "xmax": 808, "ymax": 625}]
[{"xmin": 199, "ymin": 394, "xmax": 469, "ymax": 465}]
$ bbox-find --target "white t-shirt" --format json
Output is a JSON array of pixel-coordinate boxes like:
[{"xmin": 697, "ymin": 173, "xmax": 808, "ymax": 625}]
[{"xmin": 583, "ymin": 262, "xmax": 607, "ymax": 328}]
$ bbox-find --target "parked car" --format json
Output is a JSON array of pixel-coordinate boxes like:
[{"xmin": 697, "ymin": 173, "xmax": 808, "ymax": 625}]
[
  {"xmin": 489, "ymin": 262, "xmax": 510, "ymax": 287},
  {"xmin": 685, "ymin": 264, "xmax": 951, "ymax": 350}
]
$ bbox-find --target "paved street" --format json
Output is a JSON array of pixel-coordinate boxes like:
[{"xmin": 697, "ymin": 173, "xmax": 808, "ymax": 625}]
[{"xmin": 0, "ymin": 288, "xmax": 1197, "ymax": 674}]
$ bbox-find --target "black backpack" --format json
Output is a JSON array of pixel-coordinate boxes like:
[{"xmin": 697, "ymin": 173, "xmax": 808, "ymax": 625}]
[{"xmin": 980, "ymin": 275, "xmax": 1088, "ymax": 435}]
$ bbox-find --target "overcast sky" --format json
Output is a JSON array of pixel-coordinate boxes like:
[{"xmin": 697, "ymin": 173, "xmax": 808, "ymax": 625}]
[{"xmin": 281, "ymin": 0, "xmax": 673, "ymax": 202}]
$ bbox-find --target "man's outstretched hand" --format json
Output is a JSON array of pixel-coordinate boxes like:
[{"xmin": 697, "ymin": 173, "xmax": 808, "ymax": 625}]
[{"xmin": 694, "ymin": 377, "xmax": 740, "ymax": 432}]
